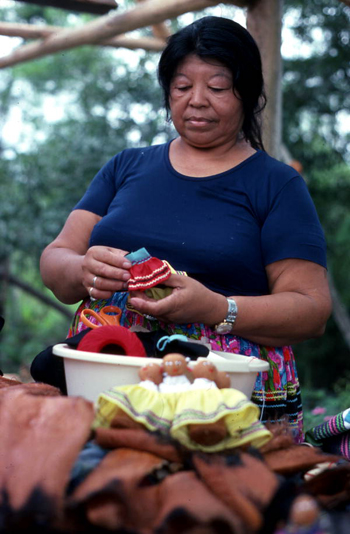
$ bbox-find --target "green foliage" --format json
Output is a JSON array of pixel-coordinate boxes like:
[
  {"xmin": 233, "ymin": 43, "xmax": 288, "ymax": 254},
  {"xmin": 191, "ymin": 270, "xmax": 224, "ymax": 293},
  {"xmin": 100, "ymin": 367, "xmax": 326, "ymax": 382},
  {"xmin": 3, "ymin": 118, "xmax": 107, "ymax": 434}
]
[
  {"xmin": 0, "ymin": 0, "xmax": 350, "ymax": 400},
  {"xmin": 282, "ymin": 0, "xmax": 350, "ymax": 158},
  {"xmin": 281, "ymin": 0, "xmax": 350, "ymax": 391},
  {"xmin": 0, "ymin": 255, "xmax": 74, "ymax": 374},
  {"xmin": 0, "ymin": 3, "xmax": 169, "ymax": 372},
  {"xmin": 295, "ymin": 315, "xmax": 350, "ymax": 391},
  {"xmin": 303, "ymin": 371, "xmax": 350, "ymax": 431}
]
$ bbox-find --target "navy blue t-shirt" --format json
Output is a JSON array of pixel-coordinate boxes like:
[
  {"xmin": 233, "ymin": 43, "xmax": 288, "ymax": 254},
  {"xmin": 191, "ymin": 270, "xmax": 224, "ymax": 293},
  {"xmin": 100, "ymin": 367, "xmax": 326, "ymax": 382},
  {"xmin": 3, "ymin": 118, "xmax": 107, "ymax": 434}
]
[{"xmin": 74, "ymin": 141, "xmax": 327, "ymax": 297}]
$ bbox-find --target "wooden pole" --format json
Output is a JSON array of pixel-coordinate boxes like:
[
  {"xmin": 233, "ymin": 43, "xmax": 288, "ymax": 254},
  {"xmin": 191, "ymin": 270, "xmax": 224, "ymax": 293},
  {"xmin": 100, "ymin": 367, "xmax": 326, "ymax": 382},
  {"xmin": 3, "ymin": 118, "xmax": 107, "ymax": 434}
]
[
  {"xmin": 0, "ymin": 0, "xmax": 232, "ymax": 69},
  {"xmin": 0, "ymin": 22, "xmax": 166, "ymax": 52},
  {"xmin": 13, "ymin": 0, "xmax": 118, "ymax": 15},
  {"xmin": 135, "ymin": 0, "xmax": 171, "ymax": 40},
  {"xmin": 247, "ymin": 0, "xmax": 283, "ymax": 159}
]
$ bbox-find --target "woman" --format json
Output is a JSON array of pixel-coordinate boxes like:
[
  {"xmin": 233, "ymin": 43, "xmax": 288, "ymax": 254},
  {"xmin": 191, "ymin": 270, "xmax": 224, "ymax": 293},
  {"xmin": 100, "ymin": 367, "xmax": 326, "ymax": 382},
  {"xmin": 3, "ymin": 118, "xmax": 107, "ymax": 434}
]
[{"xmin": 36, "ymin": 16, "xmax": 332, "ymax": 443}]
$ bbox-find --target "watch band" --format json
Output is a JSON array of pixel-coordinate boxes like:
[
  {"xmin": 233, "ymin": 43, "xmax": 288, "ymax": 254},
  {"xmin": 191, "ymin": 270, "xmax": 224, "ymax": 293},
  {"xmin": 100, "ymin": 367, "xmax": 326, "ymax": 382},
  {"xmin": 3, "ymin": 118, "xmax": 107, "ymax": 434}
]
[
  {"xmin": 214, "ymin": 298, "xmax": 238, "ymax": 334},
  {"xmin": 226, "ymin": 298, "xmax": 238, "ymax": 324}
]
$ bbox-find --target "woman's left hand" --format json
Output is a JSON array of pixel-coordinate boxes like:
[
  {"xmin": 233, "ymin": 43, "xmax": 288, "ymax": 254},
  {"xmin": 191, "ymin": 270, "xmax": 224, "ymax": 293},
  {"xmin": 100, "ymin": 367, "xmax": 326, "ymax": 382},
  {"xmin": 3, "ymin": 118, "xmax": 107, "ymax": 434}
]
[{"xmin": 128, "ymin": 274, "xmax": 228, "ymax": 325}]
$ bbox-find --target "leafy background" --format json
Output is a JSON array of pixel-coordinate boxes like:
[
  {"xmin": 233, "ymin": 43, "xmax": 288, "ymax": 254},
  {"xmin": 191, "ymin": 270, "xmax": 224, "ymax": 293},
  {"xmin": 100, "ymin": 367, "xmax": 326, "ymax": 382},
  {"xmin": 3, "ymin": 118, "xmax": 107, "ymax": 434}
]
[{"xmin": 0, "ymin": 0, "xmax": 349, "ymax": 430}]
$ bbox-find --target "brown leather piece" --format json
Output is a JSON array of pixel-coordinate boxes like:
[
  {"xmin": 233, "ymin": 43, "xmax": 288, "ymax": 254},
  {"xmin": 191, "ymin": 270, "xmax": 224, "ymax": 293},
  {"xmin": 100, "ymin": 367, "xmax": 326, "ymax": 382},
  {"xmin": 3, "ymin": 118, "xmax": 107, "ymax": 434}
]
[
  {"xmin": 263, "ymin": 444, "xmax": 341, "ymax": 476},
  {"xmin": 0, "ymin": 391, "xmax": 348, "ymax": 533},
  {"xmin": 193, "ymin": 451, "xmax": 279, "ymax": 532},
  {"xmin": 154, "ymin": 470, "xmax": 245, "ymax": 534},
  {"xmin": 94, "ymin": 426, "xmax": 183, "ymax": 463},
  {"xmin": 0, "ymin": 377, "xmax": 62, "ymax": 396},
  {"xmin": 70, "ymin": 447, "xmax": 169, "ymax": 531},
  {"xmin": 304, "ymin": 463, "xmax": 350, "ymax": 509},
  {"xmin": 0, "ymin": 388, "xmax": 94, "ymax": 512},
  {"xmin": 0, "ymin": 376, "xmax": 23, "ymax": 388}
]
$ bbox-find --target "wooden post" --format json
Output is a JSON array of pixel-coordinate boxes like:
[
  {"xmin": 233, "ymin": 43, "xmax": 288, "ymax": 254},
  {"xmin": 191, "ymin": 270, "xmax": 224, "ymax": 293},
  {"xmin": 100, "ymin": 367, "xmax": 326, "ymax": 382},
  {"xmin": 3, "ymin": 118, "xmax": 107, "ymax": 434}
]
[
  {"xmin": 12, "ymin": 0, "xmax": 118, "ymax": 15},
  {"xmin": 135, "ymin": 0, "xmax": 172, "ymax": 40},
  {"xmin": 0, "ymin": 0, "xmax": 229, "ymax": 69},
  {"xmin": 246, "ymin": 0, "xmax": 283, "ymax": 159}
]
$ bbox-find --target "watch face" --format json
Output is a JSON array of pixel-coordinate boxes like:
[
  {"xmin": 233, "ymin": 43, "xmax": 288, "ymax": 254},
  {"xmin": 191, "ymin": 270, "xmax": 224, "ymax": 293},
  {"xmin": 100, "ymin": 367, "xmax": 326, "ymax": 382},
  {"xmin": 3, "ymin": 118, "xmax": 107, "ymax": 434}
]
[{"xmin": 215, "ymin": 322, "xmax": 232, "ymax": 334}]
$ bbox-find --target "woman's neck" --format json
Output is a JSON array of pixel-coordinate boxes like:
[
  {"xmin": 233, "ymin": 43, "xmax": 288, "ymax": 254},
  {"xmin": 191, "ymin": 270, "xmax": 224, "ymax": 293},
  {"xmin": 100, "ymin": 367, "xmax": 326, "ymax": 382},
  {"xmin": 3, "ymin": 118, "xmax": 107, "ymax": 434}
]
[{"xmin": 169, "ymin": 137, "xmax": 256, "ymax": 178}]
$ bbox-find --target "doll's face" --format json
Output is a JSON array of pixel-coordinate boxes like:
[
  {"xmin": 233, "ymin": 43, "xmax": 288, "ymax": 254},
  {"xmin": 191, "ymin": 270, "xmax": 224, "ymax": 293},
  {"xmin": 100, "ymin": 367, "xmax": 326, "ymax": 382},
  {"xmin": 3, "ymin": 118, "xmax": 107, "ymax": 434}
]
[
  {"xmin": 192, "ymin": 360, "xmax": 218, "ymax": 381},
  {"xmin": 138, "ymin": 363, "xmax": 163, "ymax": 385},
  {"xmin": 162, "ymin": 353, "xmax": 187, "ymax": 376}
]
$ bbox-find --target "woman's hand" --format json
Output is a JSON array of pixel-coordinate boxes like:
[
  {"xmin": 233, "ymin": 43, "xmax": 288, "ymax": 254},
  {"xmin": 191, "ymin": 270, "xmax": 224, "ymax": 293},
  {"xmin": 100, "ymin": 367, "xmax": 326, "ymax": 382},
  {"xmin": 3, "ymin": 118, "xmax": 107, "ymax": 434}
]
[
  {"xmin": 129, "ymin": 259, "xmax": 332, "ymax": 347},
  {"xmin": 40, "ymin": 210, "xmax": 132, "ymax": 304},
  {"xmin": 129, "ymin": 274, "xmax": 228, "ymax": 325},
  {"xmin": 82, "ymin": 246, "xmax": 131, "ymax": 301}
]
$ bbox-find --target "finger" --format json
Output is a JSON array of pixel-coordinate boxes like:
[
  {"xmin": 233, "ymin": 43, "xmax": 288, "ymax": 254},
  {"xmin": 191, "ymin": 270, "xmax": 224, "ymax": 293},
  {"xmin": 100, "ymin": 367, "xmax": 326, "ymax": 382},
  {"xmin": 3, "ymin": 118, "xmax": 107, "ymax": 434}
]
[
  {"xmin": 129, "ymin": 294, "xmax": 174, "ymax": 317},
  {"xmin": 86, "ymin": 259, "xmax": 131, "ymax": 285},
  {"xmin": 108, "ymin": 248, "xmax": 132, "ymax": 269},
  {"xmin": 90, "ymin": 275, "xmax": 129, "ymax": 294},
  {"xmin": 96, "ymin": 247, "xmax": 132, "ymax": 269},
  {"xmin": 159, "ymin": 273, "xmax": 188, "ymax": 289}
]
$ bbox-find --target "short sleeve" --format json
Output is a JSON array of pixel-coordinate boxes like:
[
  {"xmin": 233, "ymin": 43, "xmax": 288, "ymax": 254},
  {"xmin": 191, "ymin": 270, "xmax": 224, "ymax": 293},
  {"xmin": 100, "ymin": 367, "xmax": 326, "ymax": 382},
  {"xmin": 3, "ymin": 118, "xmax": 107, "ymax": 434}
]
[
  {"xmin": 261, "ymin": 175, "xmax": 327, "ymax": 268},
  {"xmin": 73, "ymin": 156, "xmax": 118, "ymax": 216}
]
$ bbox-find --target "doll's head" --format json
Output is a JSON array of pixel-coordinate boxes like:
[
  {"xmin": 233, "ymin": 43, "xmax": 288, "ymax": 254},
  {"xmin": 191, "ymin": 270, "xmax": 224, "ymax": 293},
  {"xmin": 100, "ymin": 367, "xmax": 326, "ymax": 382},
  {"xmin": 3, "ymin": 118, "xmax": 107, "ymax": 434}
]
[
  {"xmin": 192, "ymin": 360, "xmax": 218, "ymax": 382},
  {"xmin": 162, "ymin": 353, "xmax": 188, "ymax": 377},
  {"xmin": 215, "ymin": 370, "xmax": 231, "ymax": 389},
  {"xmin": 138, "ymin": 363, "xmax": 163, "ymax": 385}
]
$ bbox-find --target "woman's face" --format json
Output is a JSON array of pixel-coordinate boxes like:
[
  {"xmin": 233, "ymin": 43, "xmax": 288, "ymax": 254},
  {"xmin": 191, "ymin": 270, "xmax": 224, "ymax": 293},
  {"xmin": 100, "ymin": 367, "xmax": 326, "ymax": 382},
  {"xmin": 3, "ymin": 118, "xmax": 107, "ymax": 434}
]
[{"xmin": 169, "ymin": 54, "xmax": 244, "ymax": 149}]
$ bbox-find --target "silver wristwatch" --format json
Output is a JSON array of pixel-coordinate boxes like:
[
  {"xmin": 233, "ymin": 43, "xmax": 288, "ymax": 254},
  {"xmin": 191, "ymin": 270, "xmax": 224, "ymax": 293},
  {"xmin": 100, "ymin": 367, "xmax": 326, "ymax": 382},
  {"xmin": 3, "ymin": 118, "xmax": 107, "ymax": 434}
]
[{"xmin": 214, "ymin": 298, "xmax": 238, "ymax": 334}]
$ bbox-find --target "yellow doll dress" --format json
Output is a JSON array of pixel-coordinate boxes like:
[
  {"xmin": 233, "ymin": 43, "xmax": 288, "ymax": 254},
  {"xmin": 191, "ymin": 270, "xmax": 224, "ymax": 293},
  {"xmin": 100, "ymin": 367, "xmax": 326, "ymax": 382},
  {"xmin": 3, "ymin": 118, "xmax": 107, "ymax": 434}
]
[
  {"xmin": 93, "ymin": 383, "xmax": 177, "ymax": 434},
  {"xmin": 93, "ymin": 380, "xmax": 272, "ymax": 453},
  {"xmin": 170, "ymin": 385, "xmax": 272, "ymax": 452}
]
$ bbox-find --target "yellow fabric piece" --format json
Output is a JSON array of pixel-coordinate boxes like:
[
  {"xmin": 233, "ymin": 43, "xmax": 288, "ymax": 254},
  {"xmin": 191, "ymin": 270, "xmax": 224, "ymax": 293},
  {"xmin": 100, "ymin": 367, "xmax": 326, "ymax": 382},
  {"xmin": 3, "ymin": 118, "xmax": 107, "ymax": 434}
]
[
  {"xmin": 170, "ymin": 388, "xmax": 272, "ymax": 452},
  {"xmin": 144, "ymin": 261, "xmax": 188, "ymax": 300},
  {"xmin": 93, "ymin": 384, "xmax": 272, "ymax": 452},
  {"xmin": 145, "ymin": 286, "xmax": 173, "ymax": 300},
  {"xmin": 93, "ymin": 385, "xmax": 175, "ymax": 433}
]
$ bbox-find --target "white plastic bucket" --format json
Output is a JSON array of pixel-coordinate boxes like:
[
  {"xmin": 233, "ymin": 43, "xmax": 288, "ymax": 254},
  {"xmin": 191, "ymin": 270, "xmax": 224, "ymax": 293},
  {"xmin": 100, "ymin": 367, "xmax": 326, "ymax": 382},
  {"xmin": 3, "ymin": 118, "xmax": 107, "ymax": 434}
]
[{"xmin": 53, "ymin": 344, "xmax": 269, "ymax": 402}]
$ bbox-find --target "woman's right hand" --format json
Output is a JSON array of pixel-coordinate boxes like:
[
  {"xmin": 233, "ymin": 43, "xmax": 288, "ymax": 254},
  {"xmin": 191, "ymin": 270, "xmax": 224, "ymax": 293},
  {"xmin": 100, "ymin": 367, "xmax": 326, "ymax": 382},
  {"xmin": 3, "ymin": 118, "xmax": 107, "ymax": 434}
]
[
  {"xmin": 82, "ymin": 246, "xmax": 132, "ymax": 301},
  {"xmin": 40, "ymin": 210, "xmax": 132, "ymax": 304}
]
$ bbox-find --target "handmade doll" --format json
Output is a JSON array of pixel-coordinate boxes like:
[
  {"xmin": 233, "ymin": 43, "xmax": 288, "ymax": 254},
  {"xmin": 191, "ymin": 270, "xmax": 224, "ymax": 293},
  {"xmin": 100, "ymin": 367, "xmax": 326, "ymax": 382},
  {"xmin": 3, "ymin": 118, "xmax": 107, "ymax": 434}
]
[
  {"xmin": 190, "ymin": 360, "xmax": 220, "ymax": 390},
  {"xmin": 187, "ymin": 360, "xmax": 228, "ymax": 446},
  {"xmin": 125, "ymin": 248, "xmax": 187, "ymax": 311},
  {"xmin": 93, "ymin": 354, "xmax": 272, "ymax": 453},
  {"xmin": 159, "ymin": 353, "xmax": 193, "ymax": 393},
  {"xmin": 215, "ymin": 370, "xmax": 231, "ymax": 389},
  {"xmin": 92, "ymin": 361, "xmax": 169, "ymax": 432},
  {"xmin": 126, "ymin": 247, "xmax": 172, "ymax": 292},
  {"xmin": 170, "ymin": 360, "xmax": 272, "ymax": 452},
  {"xmin": 138, "ymin": 362, "xmax": 164, "ymax": 392}
]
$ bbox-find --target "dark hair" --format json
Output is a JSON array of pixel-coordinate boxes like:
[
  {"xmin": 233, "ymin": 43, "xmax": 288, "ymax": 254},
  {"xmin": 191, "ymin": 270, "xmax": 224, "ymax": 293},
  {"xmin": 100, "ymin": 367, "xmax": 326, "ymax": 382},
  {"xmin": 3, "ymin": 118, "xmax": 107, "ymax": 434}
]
[{"xmin": 158, "ymin": 16, "xmax": 266, "ymax": 151}]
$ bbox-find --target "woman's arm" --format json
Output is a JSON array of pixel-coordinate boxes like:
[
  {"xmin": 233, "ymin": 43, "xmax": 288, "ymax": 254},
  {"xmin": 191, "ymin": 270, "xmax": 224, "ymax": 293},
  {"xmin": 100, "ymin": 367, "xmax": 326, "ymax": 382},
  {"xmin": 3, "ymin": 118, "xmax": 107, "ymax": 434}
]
[
  {"xmin": 230, "ymin": 258, "xmax": 332, "ymax": 345},
  {"xmin": 40, "ymin": 210, "xmax": 131, "ymax": 304},
  {"xmin": 129, "ymin": 258, "xmax": 332, "ymax": 346}
]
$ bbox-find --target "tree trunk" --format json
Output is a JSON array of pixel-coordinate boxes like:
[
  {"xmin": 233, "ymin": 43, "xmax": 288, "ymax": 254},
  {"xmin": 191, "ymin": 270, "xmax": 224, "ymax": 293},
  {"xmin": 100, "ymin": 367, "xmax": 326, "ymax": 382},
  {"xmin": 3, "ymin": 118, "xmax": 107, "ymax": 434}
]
[
  {"xmin": 246, "ymin": 0, "xmax": 283, "ymax": 159},
  {"xmin": 327, "ymin": 272, "xmax": 350, "ymax": 351},
  {"xmin": 0, "ymin": 256, "xmax": 10, "ymax": 321}
]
